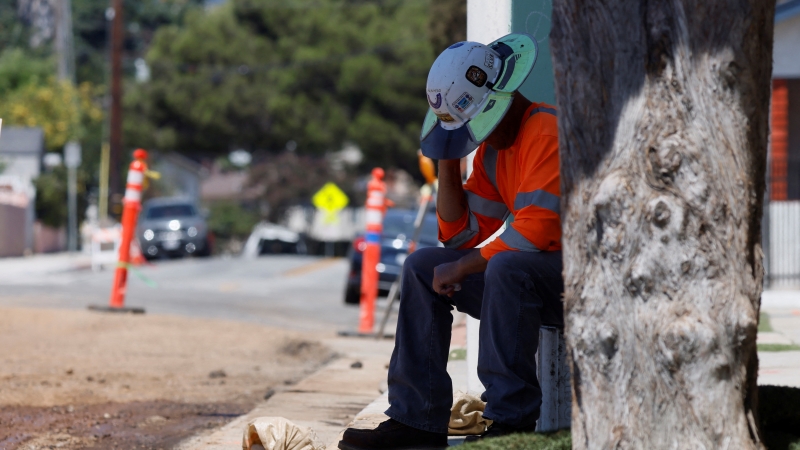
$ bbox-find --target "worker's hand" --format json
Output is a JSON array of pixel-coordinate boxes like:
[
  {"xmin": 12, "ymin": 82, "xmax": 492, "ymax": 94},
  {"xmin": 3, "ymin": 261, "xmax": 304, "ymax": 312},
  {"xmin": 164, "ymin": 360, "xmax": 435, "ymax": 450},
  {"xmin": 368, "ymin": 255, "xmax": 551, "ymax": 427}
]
[{"xmin": 433, "ymin": 261, "xmax": 465, "ymax": 297}]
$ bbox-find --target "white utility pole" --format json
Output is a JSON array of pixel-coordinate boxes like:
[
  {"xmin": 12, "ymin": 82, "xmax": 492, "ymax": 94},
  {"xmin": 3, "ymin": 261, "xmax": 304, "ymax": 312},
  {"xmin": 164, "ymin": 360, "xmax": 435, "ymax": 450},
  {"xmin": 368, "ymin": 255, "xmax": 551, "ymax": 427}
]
[
  {"xmin": 465, "ymin": 0, "xmax": 513, "ymax": 394},
  {"xmin": 65, "ymin": 141, "xmax": 81, "ymax": 253},
  {"xmin": 464, "ymin": 0, "xmax": 556, "ymax": 395},
  {"xmin": 55, "ymin": 0, "xmax": 76, "ymax": 83}
]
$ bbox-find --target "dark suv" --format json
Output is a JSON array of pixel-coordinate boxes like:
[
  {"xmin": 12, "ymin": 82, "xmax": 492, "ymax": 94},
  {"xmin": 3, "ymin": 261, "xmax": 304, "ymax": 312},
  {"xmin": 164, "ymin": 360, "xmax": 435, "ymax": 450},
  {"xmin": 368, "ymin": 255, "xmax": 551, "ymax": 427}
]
[
  {"xmin": 344, "ymin": 208, "xmax": 440, "ymax": 304},
  {"xmin": 137, "ymin": 198, "xmax": 212, "ymax": 259}
]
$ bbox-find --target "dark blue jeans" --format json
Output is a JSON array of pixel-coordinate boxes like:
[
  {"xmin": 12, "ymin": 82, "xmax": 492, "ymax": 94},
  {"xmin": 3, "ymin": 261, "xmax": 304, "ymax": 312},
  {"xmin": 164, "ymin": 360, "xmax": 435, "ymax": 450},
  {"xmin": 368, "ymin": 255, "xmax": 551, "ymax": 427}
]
[{"xmin": 385, "ymin": 247, "xmax": 564, "ymax": 434}]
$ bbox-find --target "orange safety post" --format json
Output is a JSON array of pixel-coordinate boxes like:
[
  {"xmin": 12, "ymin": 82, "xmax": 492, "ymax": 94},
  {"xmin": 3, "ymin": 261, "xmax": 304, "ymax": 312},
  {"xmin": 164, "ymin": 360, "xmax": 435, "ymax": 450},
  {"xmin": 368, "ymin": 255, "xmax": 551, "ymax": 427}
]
[
  {"xmin": 108, "ymin": 149, "xmax": 149, "ymax": 310},
  {"xmin": 359, "ymin": 168, "xmax": 390, "ymax": 333}
]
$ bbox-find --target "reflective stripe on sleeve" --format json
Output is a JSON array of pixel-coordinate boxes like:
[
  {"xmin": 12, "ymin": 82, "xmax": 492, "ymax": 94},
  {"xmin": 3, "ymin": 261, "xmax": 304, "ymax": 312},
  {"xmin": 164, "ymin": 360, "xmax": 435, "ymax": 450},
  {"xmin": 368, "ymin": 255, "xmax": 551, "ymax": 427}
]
[
  {"xmin": 482, "ymin": 145, "xmax": 499, "ymax": 192},
  {"xmin": 498, "ymin": 226, "xmax": 540, "ymax": 252},
  {"xmin": 466, "ymin": 191, "xmax": 509, "ymax": 220},
  {"xmin": 529, "ymin": 106, "xmax": 557, "ymax": 117},
  {"xmin": 514, "ymin": 189, "xmax": 561, "ymax": 215},
  {"xmin": 442, "ymin": 212, "xmax": 479, "ymax": 249}
]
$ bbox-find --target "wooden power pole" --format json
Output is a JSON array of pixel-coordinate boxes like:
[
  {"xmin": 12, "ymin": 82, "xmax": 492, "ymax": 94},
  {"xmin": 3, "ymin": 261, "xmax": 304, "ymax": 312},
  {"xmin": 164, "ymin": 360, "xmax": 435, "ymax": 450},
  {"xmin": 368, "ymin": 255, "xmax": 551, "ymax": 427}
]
[{"xmin": 109, "ymin": 0, "xmax": 124, "ymax": 205}]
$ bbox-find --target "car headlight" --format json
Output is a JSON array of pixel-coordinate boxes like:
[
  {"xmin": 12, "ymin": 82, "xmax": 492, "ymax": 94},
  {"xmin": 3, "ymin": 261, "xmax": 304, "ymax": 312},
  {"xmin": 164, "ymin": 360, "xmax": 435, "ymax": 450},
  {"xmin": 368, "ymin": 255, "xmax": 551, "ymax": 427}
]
[
  {"xmin": 187, "ymin": 226, "xmax": 198, "ymax": 237},
  {"xmin": 143, "ymin": 229, "xmax": 155, "ymax": 241}
]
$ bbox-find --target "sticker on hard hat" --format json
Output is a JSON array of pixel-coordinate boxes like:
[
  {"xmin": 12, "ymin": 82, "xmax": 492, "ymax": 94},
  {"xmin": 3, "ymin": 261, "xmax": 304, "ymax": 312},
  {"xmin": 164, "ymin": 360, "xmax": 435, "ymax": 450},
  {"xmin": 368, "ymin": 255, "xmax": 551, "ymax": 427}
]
[
  {"xmin": 484, "ymin": 53, "xmax": 495, "ymax": 69},
  {"xmin": 448, "ymin": 42, "xmax": 465, "ymax": 49},
  {"xmin": 427, "ymin": 93, "xmax": 442, "ymax": 109},
  {"xmin": 483, "ymin": 99, "xmax": 496, "ymax": 112},
  {"xmin": 465, "ymin": 66, "xmax": 488, "ymax": 87},
  {"xmin": 436, "ymin": 112, "xmax": 456, "ymax": 122},
  {"xmin": 453, "ymin": 92, "xmax": 474, "ymax": 113}
]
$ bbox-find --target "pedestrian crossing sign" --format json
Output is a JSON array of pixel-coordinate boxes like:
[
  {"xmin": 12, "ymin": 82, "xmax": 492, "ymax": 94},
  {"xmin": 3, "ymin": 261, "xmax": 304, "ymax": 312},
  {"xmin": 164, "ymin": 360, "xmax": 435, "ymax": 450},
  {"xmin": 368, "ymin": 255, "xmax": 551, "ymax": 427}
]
[{"xmin": 312, "ymin": 182, "xmax": 349, "ymax": 223}]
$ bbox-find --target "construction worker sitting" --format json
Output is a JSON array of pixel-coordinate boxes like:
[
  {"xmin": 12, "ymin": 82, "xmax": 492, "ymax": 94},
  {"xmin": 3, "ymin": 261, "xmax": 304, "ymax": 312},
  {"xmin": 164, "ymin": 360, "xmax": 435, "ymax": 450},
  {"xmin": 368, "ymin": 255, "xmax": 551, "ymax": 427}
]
[{"xmin": 339, "ymin": 33, "xmax": 563, "ymax": 450}]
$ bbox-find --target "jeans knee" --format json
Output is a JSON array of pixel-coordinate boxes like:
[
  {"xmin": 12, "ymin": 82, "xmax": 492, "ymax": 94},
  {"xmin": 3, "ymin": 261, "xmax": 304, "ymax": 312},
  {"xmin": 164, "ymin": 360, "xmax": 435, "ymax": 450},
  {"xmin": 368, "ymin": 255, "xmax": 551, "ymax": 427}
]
[
  {"xmin": 484, "ymin": 251, "xmax": 524, "ymax": 284},
  {"xmin": 403, "ymin": 247, "xmax": 443, "ymax": 278}
]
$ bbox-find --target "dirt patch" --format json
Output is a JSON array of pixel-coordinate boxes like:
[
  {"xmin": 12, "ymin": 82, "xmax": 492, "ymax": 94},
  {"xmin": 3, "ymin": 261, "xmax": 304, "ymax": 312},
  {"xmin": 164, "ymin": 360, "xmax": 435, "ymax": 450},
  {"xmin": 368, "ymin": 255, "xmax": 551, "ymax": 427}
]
[
  {"xmin": 0, "ymin": 307, "xmax": 336, "ymax": 449},
  {"xmin": 1, "ymin": 401, "xmax": 248, "ymax": 449}
]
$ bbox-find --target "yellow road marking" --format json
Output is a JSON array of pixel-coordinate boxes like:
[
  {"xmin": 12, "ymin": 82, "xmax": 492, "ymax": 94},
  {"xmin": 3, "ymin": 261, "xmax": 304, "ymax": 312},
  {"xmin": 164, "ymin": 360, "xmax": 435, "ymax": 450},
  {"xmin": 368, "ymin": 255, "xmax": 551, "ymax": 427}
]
[
  {"xmin": 219, "ymin": 282, "xmax": 240, "ymax": 292},
  {"xmin": 281, "ymin": 258, "xmax": 343, "ymax": 277}
]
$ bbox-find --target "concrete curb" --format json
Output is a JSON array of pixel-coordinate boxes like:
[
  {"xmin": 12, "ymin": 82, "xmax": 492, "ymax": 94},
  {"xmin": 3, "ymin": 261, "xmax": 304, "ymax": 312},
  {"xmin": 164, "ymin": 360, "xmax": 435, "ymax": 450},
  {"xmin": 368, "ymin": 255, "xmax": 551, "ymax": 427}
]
[
  {"xmin": 177, "ymin": 337, "xmax": 395, "ymax": 450},
  {"xmin": 178, "ymin": 289, "xmax": 800, "ymax": 449}
]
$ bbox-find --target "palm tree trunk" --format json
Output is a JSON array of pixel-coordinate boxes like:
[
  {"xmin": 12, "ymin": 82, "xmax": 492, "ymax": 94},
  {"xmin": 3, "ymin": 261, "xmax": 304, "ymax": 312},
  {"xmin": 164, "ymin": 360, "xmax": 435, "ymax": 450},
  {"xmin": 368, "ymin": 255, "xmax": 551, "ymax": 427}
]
[{"xmin": 550, "ymin": 1, "xmax": 775, "ymax": 448}]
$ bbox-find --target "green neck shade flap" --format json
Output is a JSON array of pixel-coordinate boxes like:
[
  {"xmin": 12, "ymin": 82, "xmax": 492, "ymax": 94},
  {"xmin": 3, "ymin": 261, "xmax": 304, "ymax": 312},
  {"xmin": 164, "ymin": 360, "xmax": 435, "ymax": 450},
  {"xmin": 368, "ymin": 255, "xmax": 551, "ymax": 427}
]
[
  {"xmin": 466, "ymin": 92, "xmax": 514, "ymax": 142},
  {"xmin": 420, "ymin": 107, "xmax": 439, "ymax": 141},
  {"xmin": 489, "ymin": 34, "xmax": 538, "ymax": 94}
]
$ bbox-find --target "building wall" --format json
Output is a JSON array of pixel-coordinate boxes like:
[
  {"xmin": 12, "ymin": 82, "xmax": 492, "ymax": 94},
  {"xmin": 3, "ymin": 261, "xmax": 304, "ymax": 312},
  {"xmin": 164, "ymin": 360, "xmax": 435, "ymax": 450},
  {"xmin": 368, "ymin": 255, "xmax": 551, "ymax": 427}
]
[
  {"xmin": 0, "ymin": 204, "xmax": 28, "ymax": 257},
  {"xmin": 788, "ymin": 79, "xmax": 800, "ymax": 200},
  {"xmin": 774, "ymin": 14, "xmax": 800, "ymax": 79},
  {"xmin": 771, "ymin": 79, "xmax": 800, "ymax": 201},
  {"xmin": 772, "ymin": 79, "xmax": 790, "ymax": 200},
  {"xmin": 1, "ymin": 155, "xmax": 41, "ymax": 182},
  {"xmin": 512, "ymin": 0, "xmax": 555, "ymax": 105}
]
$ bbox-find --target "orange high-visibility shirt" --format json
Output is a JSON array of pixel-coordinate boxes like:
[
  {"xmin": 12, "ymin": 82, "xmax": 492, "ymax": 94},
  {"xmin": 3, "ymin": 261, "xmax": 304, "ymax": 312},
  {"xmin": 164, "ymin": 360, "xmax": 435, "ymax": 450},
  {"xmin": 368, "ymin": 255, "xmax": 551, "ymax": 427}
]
[{"xmin": 437, "ymin": 102, "xmax": 561, "ymax": 260}]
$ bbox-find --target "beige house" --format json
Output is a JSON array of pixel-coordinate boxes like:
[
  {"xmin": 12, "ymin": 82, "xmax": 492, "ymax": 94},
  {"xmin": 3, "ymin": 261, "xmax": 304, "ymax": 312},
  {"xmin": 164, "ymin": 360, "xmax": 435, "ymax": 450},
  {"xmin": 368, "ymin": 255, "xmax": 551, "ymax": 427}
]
[{"xmin": 0, "ymin": 127, "xmax": 44, "ymax": 256}]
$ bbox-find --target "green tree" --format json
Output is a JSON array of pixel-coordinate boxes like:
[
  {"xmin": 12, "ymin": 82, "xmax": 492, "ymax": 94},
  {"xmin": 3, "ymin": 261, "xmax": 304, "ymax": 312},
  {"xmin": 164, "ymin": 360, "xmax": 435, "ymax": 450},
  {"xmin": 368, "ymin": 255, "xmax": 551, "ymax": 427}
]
[
  {"xmin": 33, "ymin": 166, "xmax": 89, "ymax": 228},
  {"xmin": 0, "ymin": 0, "xmax": 31, "ymax": 50},
  {"xmin": 125, "ymin": 0, "xmax": 434, "ymax": 173},
  {"xmin": 206, "ymin": 201, "xmax": 259, "ymax": 240},
  {"xmin": 0, "ymin": 75, "xmax": 103, "ymax": 151},
  {"xmin": 247, "ymin": 151, "xmax": 360, "ymax": 223},
  {"xmin": 0, "ymin": 48, "xmax": 53, "ymax": 96},
  {"xmin": 428, "ymin": 0, "xmax": 466, "ymax": 53},
  {"xmin": 72, "ymin": 0, "xmax": 205, "ymax": 84}
]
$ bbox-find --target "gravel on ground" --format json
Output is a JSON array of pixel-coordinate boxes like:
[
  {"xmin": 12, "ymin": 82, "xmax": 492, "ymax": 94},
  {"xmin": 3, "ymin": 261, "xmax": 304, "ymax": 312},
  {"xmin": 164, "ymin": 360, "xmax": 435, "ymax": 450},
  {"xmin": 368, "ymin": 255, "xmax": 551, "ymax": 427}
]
[{"xmin": 0, "ymin": 306, "xmax": 335, "ymax": 450}]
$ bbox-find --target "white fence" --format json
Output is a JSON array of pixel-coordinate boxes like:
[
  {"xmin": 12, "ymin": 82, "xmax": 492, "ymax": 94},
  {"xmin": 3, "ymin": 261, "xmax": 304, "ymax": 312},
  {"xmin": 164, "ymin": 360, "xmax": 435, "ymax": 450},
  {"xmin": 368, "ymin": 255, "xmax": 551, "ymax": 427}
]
[{"xmin": 766, "ymin": 201, "xmax": 800, "ymax": 288}]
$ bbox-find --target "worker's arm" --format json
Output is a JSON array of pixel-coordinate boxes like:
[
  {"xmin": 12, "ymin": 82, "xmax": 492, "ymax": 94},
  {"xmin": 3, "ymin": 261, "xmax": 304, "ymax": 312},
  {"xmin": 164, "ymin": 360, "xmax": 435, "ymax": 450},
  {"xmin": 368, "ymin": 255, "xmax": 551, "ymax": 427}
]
[
  {"xmin": 432, "ymin": 249, "xmax": 487, "ymax": 296},
  {"xmin": 436, "ymin": 159, "xmax": 467, "ymax": 222},
  {"xmin": 479, "ymin": 116, "xmax": 562, "ymax": 259},
  {"xmin": 436, "ymin": 146, "xmax": 509, "ymax": 249}
]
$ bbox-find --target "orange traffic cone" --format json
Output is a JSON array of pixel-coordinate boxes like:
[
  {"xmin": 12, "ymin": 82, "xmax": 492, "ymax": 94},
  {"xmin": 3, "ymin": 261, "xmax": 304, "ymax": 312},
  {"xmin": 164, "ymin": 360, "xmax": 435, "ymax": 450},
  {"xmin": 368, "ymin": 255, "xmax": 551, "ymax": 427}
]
[{"xmin": 89, "ymin": 149, "xmax": 149, "ymax": 314}]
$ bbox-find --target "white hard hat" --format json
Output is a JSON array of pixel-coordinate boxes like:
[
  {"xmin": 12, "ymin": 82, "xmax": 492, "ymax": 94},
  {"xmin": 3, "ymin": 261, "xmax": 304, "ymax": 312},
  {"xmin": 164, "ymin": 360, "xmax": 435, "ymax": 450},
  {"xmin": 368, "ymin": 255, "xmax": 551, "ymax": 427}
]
[{"xmin": 420, "ymin": 33, "xmax": 539, "ymax": 160}]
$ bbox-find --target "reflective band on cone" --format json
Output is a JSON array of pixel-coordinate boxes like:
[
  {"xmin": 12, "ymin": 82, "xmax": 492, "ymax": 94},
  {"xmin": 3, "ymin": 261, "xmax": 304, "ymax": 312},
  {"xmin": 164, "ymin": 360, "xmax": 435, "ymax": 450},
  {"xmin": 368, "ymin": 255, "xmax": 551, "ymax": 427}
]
[
  {"xmin": 124, "ymin": 188, "xmax": 141, "ymax": 202},
  {"xmin": 108, "ymin": 152, "xmax": 148, "ymax": 310},
  {"xmin": 365, "ymin": 209, "xmax": 383, "ymax": 226},
  {"xmin": 127, "ymin": 170, "xmax": 144, "ymax": 185},
  {"xmin": 358, "ymin": 168, "xmax": 389, "ymax": 334}
]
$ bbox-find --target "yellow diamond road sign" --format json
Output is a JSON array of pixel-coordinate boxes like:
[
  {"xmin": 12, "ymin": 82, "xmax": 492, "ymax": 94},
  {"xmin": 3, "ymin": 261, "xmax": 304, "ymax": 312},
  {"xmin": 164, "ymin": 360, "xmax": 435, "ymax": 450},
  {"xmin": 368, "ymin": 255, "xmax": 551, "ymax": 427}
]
[{"xmin": 312, "ymin": 182, "xmax": 349, "ymax": 213}]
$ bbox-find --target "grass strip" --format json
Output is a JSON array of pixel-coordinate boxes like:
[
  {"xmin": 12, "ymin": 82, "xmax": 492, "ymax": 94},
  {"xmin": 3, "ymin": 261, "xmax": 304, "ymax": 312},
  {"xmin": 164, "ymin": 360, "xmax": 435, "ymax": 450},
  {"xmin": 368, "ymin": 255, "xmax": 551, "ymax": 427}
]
[
  {"xmin": 758, "ymin": 312, "xmax": 773, "ymax": 333},
  {"xmin": 758, "ymin": 343, "xmax": 800, "ymax": 352},
  {"xmin": 449, "ymin": 348, "xmax": 467, "ymax": 361},
  {"xmin": 460, "ymin": 430, "xmax": 571, "ymax": 450}
]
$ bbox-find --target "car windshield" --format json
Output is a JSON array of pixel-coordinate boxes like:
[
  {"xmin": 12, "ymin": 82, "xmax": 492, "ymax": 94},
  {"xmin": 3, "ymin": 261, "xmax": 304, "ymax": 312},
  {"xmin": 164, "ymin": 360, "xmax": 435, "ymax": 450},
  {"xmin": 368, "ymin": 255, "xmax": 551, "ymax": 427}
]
[
  {"xmin": 382, "ymin": 211, "xmax": 438, "ymax": 241},
  {"xmin": 146, "ymin": 204, "xmax": 196, "ymax": 219}
]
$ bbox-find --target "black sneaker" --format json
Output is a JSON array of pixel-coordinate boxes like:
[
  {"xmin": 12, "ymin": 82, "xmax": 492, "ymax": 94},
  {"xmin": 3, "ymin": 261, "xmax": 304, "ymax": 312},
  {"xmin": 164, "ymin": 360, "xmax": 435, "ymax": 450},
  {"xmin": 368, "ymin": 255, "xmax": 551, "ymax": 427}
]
[
  {"xmin": 463, "ymin": 422, "xmax": 537, "ymax": 442},
  {"xmin": 338, "ymin": 418, "xmax": 448, "ymax": 450}
]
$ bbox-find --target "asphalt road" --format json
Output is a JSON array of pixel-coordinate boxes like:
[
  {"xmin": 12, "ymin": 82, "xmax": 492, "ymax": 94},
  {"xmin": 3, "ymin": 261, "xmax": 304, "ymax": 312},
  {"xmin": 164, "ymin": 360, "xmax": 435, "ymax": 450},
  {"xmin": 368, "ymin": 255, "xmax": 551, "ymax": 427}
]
[{"xmin": 0, "ymin": 255, "xmax": 365, "ymax": 332}]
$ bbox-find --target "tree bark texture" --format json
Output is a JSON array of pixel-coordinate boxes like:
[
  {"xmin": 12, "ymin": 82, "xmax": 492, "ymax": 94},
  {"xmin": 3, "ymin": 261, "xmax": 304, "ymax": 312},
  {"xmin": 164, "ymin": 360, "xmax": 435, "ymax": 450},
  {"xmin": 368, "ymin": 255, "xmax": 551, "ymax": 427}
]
[{"xmin": 550, "ymin": 1, "xmax": 775, "ymax": 448}]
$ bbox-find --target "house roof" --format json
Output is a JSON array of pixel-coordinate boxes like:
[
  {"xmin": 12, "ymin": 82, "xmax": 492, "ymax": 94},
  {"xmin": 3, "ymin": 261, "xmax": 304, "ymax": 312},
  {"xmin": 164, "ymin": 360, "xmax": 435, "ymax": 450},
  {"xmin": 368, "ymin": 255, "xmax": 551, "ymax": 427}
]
[
  {"xmin": 777, "ymin": 0, "xmax": 800, "ymax": 22},
  {"xmin": 0, "ymin": 127, "xmax": 45, "ymax": 156}
]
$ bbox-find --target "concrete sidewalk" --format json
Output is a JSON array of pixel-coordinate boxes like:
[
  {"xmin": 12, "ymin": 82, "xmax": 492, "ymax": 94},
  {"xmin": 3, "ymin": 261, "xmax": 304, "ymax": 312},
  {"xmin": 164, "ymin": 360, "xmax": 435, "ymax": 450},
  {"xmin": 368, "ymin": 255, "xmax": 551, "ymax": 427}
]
[
  {"xmin": 183, "ymin": 291, "xmax": 800, "ymax": 449},
  {"xmin": 0, "ymin": 252, "xmax": 91, "ymax": 283},
  {"xmin": 177, "ymin": 336, "xmax": 396, "ymax": 449},
  {"xmin": 758, "ymin": 289, "xmax": 800, "ymax": 388},
  {"xmin": 179, "ymin": 311, "xmax": 467, "ymax": 449}
]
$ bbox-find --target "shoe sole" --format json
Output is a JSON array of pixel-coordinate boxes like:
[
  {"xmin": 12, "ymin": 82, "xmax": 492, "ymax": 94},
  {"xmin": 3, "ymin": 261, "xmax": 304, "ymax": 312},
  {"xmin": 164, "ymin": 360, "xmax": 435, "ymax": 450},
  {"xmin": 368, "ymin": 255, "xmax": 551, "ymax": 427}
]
[{"xmin": 338, "ymin": 441, "xmax": 448, "ymax": 450}]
